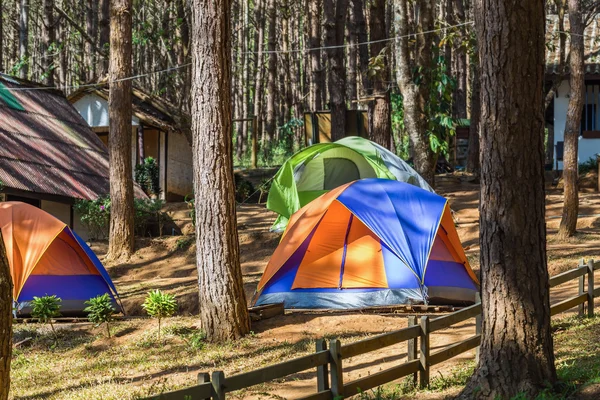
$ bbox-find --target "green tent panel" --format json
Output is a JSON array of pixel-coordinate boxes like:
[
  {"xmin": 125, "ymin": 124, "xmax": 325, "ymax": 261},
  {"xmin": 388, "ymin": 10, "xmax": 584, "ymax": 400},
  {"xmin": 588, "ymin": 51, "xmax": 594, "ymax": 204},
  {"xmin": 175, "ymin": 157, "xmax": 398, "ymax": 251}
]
[{"xmin": 267, "ymin": 136, "xmax": 434, "ymax": 231}]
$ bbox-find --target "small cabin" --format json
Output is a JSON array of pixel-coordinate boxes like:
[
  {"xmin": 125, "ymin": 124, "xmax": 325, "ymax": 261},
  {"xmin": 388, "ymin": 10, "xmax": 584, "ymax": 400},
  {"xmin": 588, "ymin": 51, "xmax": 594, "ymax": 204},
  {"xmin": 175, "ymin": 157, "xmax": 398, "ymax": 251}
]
[{"xmin": 69, "ymin": 86, "xmax": 193, "ymax": 201}]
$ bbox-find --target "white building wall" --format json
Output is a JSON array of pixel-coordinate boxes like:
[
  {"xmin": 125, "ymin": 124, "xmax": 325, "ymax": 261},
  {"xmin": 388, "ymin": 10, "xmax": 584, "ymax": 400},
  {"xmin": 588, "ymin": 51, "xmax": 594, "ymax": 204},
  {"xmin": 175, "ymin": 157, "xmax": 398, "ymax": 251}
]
[
  {"xmin": 554, "ymin": 79, "xmax": 600, "ymax": 169},
  {"xmin": 72, "ymin": 94, "xmax": 140, "ymax": 128}
]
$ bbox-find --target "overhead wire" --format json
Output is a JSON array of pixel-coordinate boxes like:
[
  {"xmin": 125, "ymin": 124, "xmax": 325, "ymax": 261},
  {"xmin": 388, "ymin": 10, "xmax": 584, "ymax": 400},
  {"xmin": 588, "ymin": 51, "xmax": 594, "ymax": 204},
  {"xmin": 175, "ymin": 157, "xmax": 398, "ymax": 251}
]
[{"xmin": 0, "ymin": 20, "xmax": 474, "ymax": 93}]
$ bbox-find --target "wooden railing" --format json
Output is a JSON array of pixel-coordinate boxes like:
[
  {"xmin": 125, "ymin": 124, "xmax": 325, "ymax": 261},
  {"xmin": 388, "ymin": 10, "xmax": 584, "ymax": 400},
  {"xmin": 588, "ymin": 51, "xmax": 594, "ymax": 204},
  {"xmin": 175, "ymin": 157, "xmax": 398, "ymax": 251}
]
[{"xmin": 146, "ymin": 259, "xmax": 598, "ymax": 400}]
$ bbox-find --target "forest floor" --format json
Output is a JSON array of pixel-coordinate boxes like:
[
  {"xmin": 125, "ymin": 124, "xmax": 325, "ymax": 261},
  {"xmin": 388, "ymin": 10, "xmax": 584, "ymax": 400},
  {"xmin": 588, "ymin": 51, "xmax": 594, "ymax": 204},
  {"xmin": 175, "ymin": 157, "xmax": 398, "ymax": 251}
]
[{"xmin": 10, "ymin": 175, "xmax": 600, "ymax": 399}]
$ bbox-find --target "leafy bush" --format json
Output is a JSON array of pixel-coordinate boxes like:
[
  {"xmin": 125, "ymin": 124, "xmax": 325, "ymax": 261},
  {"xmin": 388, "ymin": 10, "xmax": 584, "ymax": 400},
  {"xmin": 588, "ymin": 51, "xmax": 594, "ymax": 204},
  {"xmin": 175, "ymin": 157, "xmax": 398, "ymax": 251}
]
[
  {"xmin": 234, "ymin": 174, "xmax": 255, "ymax": 203},
  {"xmin": 142, "ymin": 290, "xmax": 177, "ymax": 342},
  {"xmin": 579, "ymin": 157, "xmax": 599, "ymax": 174},
  {"xmin": 74, "ymin": 197, "xmax": 166, "ymax": 239},
  {"xmin": 135, "ymin": 157, "xmax": 161, "ymax": 197},
  {"xmin": 84, "ymin": 294, "xmax": 116, "ymax": 338},
  {"xmin": 184, "ymin": 193, "xmax": 195, "ymax": 227},
  {"xmin": 31, "ymin": 295, "xmax": 61, "ymax": 335}
]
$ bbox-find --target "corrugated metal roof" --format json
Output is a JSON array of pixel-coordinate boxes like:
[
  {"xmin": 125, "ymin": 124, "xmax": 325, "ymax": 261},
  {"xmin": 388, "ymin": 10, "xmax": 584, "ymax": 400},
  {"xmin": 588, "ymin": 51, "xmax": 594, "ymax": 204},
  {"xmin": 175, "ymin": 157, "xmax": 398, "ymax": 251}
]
[
  {"xmin": 546, "ymin": 14, "xmax": 600, "ymax": 76},
  {"xmin": 0, "ymin": 74, "xmax": 146, "ymax": 200}
]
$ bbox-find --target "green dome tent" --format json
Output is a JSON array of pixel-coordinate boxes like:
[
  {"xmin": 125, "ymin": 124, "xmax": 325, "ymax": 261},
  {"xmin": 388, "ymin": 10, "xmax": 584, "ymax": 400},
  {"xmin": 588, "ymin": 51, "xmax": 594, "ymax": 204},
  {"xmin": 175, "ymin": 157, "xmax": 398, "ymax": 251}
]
[{"xmin": 266, "ymin": 136, "xmax": 434, "ymax": 232}]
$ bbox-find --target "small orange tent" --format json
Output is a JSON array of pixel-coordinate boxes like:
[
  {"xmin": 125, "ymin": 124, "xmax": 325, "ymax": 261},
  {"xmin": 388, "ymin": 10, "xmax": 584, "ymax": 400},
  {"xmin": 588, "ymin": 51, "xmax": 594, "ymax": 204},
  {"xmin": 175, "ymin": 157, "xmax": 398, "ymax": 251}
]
[{"xmin": 0, "ymin": 202, "xmax": 121, "ymax": 316}]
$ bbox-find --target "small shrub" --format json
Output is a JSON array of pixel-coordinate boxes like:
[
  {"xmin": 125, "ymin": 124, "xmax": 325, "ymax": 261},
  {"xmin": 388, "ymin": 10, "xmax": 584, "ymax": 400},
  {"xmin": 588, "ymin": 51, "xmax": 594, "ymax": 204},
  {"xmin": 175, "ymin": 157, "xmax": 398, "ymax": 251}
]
[
  {"xmin": 579, "ymin": 156, "xmax": 599, "ymax": 174},
  {"xmin": 184, "ymin": 194, "xmax": 195, "ymax": 227},
  {"xmin": 175, "ymin": 235, "xmax": 194, "ymax": 251},
  {"xmin": 135, "ymin": 157, "xmax": 162, "ymax": 197},
  {"xmin": 234, "ymin": 175, "xmax": 255, "ymax": 203},
  {"xmin": 84, "ymin": 293, "xmax": 116, "ymax": 338},
  {"xmin": 142, "ymin": 290, "xmax": 177, "ymax": 342},
  {"xmin": 30, "ymin": 295, "xmax": 61, "ymax": 335}
]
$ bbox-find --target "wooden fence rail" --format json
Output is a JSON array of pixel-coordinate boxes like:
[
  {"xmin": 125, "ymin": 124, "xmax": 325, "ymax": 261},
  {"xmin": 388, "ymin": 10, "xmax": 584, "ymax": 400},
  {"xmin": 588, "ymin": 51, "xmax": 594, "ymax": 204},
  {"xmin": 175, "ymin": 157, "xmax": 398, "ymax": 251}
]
[{"xmin": 147, "ymin": 259, "xmax": 597, "ymax": 400}]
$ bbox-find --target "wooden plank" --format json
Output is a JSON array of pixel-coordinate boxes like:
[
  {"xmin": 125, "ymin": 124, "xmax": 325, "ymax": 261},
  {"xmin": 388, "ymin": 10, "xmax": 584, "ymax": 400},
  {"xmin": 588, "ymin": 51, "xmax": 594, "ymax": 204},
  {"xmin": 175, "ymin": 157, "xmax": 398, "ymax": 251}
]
[
  {"xmin": 248, "ymin": 303, "xmax": 284, "ymax": 321},
  {"xmin": 407, "ymin": 316, "xmax": 418, "ymax": 385},
  {"xmin": 428, "ymin": 303, "xmax": 481, "ymax": 332},
  {"xmin": 419, "ymin": 316, "xmax": 430, "ymax": 388},
  {"xmin": 224, "ymin": 350, "xmax": 330, "ymax": 392},
  {"xmin": 296, "ymin": 390, "xmax": 333, "ymax": 400},
  {"xmin": 579, "ymin": 273, "xmax": 586, "ymax": 317},
  {"xmin": 549, "ymin": 267, "xmax": 587, "ymax": 288},
  {"xmin": 329, "ymin": 340, "xmax": 344, "ymax": 398},
  {"xmin": 213, "ymin": 371, "xmax": 226, "ymax": 400},
  {"xmin": 342, "ymin": 360, "xmax": 420, "ymax": 397},
  {"xmin": 341, "ymin": 325, "xmax": 420, "ymax": 359},
  {"xmin": 316, "ymin": 340, "xmax": 329, "ymax": 392},
  {"xmin": 594, "ymin": 286, "xmax": 600, "ymax": 298},
  {"xmin": 429, "ymin": 335, "xmax": 481, "ymax": 366},
  {"xmin": 594, "ymin": 261, "xmax": 600, "ymax": 271},
  {"xmin": 589, "ymin": 260, "xmax": 595, "ymax": 317},
  {"xmin": 550, "ymin": 293, "xmax": 588, "ymax": 316},
  {"xmin": 145, "ymin": 383, "xmax": 213, "ymax": 400}
]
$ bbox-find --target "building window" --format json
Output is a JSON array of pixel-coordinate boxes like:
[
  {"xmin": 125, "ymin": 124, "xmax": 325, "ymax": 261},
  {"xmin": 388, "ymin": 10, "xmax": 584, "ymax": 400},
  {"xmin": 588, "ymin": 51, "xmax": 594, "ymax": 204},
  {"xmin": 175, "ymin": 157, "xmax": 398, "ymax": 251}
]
[{"xmin": 581, "ymin": 83, "xmax": 600, "ymax": 135}]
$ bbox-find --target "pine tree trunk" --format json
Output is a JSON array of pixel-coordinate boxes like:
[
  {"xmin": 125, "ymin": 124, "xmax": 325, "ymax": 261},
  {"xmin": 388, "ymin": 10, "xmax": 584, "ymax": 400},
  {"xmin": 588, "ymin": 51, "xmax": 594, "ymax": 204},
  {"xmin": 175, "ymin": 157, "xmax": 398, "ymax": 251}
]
[
  {"xmin": 253, "ymin": 0, "xmax": 265, "ymax": 153},
  {"xmin": 458, "ymin": 0, "xmax": 557, "ymax": 397},
  {"xmin": 324, "ymin": 0, "xmax": 349, "ymax": 141},
  {"xmin": 558, "ymin": 0, "xmax": 584, "ymax": 239},
  {"xmin": 307, "ymin": 0, "xmax": 324, "ymax": 111},
  {"xmin": 368, "ymin": 0, "xmax": 391, "ymax": 149},
  {"xmin": 265, "ymin": 0, "xmax": 277, "ymax": 150},
  {"xmin": 189, "ymin": 0, "xmax": 251, "ymax": 342},
  {"xmin": 0, "ymin": 0, "xmax": 4, "ymax": 71},
  {"xmin": 345, "ymin": 6, "xmax": 357, "ymax": 109},
  {"xmin": 98, "ymin": 0, "xmax": 110, "ymax": 77},
  {"xmin": 107, "ymin": 0, "xmax": 135, "ymax": 262},
  {"xmin": 395, "ymin": 0, "xmax": 437, "ymax": 186},
  {"xmin": 42, "ymin": 0, "xmax": 55, "ymax": 86},
  {"xmin": 86, "ymin": 0, "xmax": 98, "ymax": 81},
  {"xmin": 0, "ymin": 230, "xmax": 12, "ymax": 400},
  {"xmin": 351, "ymin": 0, "xmax": 369, "ymax": 96},
  {"xmin": 466, "ymin": 60, "xmax": 480, "ymax": 175},
  {"xmin": 19, "ymin": 0, "xmax": 29, "ymax": 79},
  {"xmin": 452, "ymin": 0, "xmax": 467, "ymax": 119}
]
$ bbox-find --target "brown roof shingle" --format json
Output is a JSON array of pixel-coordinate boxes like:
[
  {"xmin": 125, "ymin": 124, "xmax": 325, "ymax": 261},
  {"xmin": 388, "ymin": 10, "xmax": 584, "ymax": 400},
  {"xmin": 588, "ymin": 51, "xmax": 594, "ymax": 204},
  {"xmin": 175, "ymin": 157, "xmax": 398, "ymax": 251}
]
[{"xmin": 0, "ymin": 74, "xmax": 145, "ymax": 200}]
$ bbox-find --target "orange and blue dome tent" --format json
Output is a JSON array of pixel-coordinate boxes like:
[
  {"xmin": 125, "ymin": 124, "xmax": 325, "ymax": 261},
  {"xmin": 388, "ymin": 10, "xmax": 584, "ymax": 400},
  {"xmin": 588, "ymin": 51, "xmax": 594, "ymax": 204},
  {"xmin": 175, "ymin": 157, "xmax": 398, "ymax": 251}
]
[
  {"xmin": 252, "ymin": 179, "xmax": 479, "ymax": 309},
  {"xmin": 0, "ymin": 202, "xmax": 122, "ymax": 316}
]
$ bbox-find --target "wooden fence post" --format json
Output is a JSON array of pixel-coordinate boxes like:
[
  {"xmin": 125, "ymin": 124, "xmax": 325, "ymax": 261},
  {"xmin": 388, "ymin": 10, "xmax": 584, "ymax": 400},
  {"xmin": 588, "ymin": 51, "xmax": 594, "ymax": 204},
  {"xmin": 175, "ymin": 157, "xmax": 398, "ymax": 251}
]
[
  {"xmin": 329, "ymin": 339, "xmax": 343, "ymax": 398},
  {"xmin": 211, "ymin": 371, "xmax": 225, "ymax": 400},
  {"xmin": 407, "ymin": 316, "xmax": 418, "ymax": 385},
  {"xmin": 198, "ymin": 373, "xmax": 211, "ymax": 400},
  {"xmin": 316, "ymin": 339, "xmax": 329, "ymax": 392},
  {"xmin": 475, "ymin": 293, "xmax": 482, "ymax": 364},
  {"xmin": 588, "ymin": 259, "xmax": 595, "ymax": 317},
  {"xmin": 579, "ymin": 259, "xmax": 586, "ymax": 317},
  {"xmin": 419, "ymin": 316, "xmax": 430, "ymax": 389}
]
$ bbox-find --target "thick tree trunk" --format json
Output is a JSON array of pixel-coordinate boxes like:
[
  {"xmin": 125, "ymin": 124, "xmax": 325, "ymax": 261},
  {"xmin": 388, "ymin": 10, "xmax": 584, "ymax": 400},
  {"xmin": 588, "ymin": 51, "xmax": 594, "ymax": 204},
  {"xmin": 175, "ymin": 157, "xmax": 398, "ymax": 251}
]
[
  {"xmin": 19, "ymin": 0, "xmax": 29, "ymax": 79},
  {"xmin": 368, "ymin": 0, "xmax": 391, "ymax": 149},
  {"xmin": 0, "ymin": 231, "xmax": 12, "ymax": 400},
  {"xmin": 307, "ymin": 0, "xmax": 324, "ymax": 111},
  {"xmin": 558, "ymin": 0, "xmax": 584, "ymax": 239},
  {"xmin": 351, "ymin": 0, "xmax": 369, "ymax": 96},
  {"xmin": 459, "ymin": 0, "xmax": 557, "ymax": 397},
  {"xmin": 345, "ymin": 6, "xmax": 357, "ymax": 109},
  {"xmin": 106, "ymin": 0, "xmax": 135, "ymax": 262},
  {"xmin": 98, "ymin": 0, "xmax": 110, "ymax": 77},
  {"xmin": 189, "ymin": 0, "xmax": 251, "ymax": 342},
  {"xmin": 395, "ymin": 0, "xmax": 437, "ymax": 186},
  {"xmin": 265, "ymin": 0, "xmax": 277, "ymax": 149},
  {"xmin": 42, "ymin": 0, "xmax": 55, "ymax": 86},
  {"xmin": 324, "ymin": 0, "xmax": 349, "ymax": 141},
  {"xmin": 466, "ymin": 61, "xmax": 480, "ymax": 175}
]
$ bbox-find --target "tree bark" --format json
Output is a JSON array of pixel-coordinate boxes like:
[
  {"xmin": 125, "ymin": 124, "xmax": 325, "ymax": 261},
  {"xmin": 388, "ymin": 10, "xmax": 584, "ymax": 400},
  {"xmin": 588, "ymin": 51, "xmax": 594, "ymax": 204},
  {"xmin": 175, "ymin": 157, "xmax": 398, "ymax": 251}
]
[
  {"xmin": 395, "ymin": 0, "xmax": 437, "ymax": 186},
  {"xmin": 106, "ymin": 0, "xmax": 135, "ymax": 262},
  {"xmin": 458, "ymin": 0, "xmax": 557, "ymax": 397},
  {"xmin": 351, "ymin": 0, "xmax": 369, "ymax": 96},
  {"xmin": 0, "ymin": 230, "xmax": 12, "ymax": 400},
  {"xmin": 86, "ymin": 0, "xmax": 98, "ymax": 81},
  {"xmin": 324, "ymin": 0, "xmax": 349, "ymax": 141},
  {"xmin": 189, "ymin": 0, "xmax": 251, "ymax": 342},
  {"xmin": 42, "ymin": 0, "xmax": 55, "ymax": 86},
  {"xmin": 466, "ymin": 60, "xmax": 480, "ymax": 175},
  {"xmin": 19, "ymin": 0, "xmax": 29, "ymax": 79},
  {"xmin": 368, "ymin": 0, "xmax": 391, "ymax": 148},
  {"xmin": 451, "ymin": 0, "xmax": 468, "ymax": 119},
  {"xmin": 0, "ymin": 0, "xmax": 4, "ymax": 71},
  {"xmin": 98, "ymin": 0, "xmax": 110, "ymax": 77},
  {"xmin": 307, "ymin": 0, "xmax": 324, "ymax": 111},
  {"xmin": 558, "ymin": 0, "xmax": 584, "ymax": 239},
  {"xmin": 264, "ymin": 0, "xmax": 277, "ymax": 150},
  {"xmin": 253, "ymin": 0, "xmax": 265, "ymax": 153}
]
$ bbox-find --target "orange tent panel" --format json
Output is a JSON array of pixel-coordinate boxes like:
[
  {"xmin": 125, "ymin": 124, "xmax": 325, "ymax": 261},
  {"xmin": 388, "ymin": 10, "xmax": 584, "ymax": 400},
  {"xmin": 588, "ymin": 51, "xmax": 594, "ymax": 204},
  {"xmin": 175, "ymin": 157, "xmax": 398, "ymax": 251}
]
[
  {"xmin": 342, "ymin": 217, "xmax": 387, "ymax": 288},
  {"xmin": 438, "ymin": 205, "xmax": 479, "ymax": 284},
  {"xmin": 34, "ymin": 230, "xmax": 100, "ymax": 276}
]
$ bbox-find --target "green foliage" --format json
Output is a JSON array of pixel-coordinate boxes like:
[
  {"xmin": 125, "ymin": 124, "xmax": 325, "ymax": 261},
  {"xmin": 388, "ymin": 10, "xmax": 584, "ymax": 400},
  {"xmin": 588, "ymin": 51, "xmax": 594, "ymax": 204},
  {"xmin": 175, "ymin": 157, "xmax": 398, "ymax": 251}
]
[
  {"xmin": 142, "ymin": 290, "xmax": 177, "ymax": 342},
  {"xmin": 391, "ymin": 93, "xmax": 410, "ymax": 160},
  {"xmin": 31, "ymin": 295, "xmax": 62, "ymax": 335},
  {"xmin": 184, "ymin": 193, "xmax": 196, "ymax": 227},
  {"xmin": 73, "ymin": 197, "xmax": 111, "ymax": 240},
  {"xmin": 74, "ymin": 197, "xmax": 166, "ymax": 239},
  {"xmin": 258, "ymin": 178, "xmax": 272, "ymax": 204},
  {"xmin": 234, "ymin": 174, "xmax": 255, "ymax": 203},
  {"xmin": 175, "ymin": 235, "xmax": 195, "ymax": 251},
  {"xmin": 135, "ymin": 157, "xmax": 162, "ymax": 197},
  {"xmin": 84, "ymin": 294, "xmax": 116, "ymax": 338},
  {"xmin": 164, "ymin": 325, "xmax": 207, "ymax": 351},
  {"xmin": 579, "ymin": 157, "xmax": 599, "ymax": 174}
]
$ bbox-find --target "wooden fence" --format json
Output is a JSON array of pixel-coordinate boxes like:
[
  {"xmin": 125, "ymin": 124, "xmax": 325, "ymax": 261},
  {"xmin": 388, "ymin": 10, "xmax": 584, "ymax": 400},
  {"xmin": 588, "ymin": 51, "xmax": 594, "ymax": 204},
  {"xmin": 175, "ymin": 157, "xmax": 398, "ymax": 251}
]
[{"xmin": 146, "ymin": 259, "xmax": 598, "ymax": 400}]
